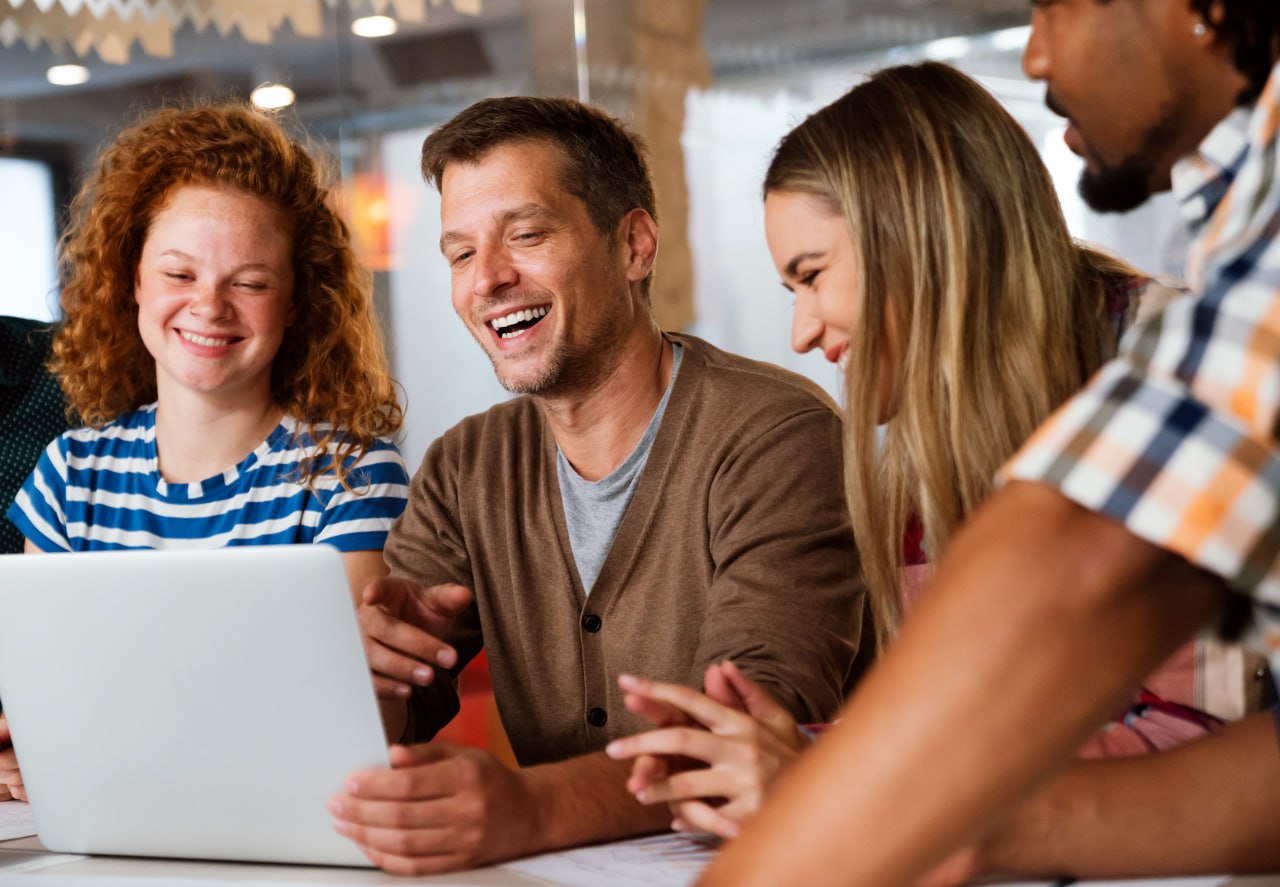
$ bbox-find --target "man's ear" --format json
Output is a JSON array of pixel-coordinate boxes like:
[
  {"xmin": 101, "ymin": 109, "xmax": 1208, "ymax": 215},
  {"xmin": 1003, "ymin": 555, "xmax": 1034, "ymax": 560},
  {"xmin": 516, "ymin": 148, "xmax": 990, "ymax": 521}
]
[{"xmin": 618, "ymin": 208, "xmax": 659, "ymax": 286}]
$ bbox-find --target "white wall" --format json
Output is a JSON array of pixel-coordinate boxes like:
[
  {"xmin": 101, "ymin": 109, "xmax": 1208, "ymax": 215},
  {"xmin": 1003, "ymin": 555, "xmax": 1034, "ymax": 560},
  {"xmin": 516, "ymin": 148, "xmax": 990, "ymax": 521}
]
[
  {"xmin": 0, "ymin": 158, "xmax": 58, "ymax": 322},
  {"xmin": 379, "ymin": 127, "xmax": 513, "ymax": 470}
]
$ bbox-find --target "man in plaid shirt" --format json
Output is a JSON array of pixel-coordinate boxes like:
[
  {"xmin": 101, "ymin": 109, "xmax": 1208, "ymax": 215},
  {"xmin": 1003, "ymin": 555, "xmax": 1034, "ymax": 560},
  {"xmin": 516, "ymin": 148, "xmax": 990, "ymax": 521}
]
[{"xmin": 696, "ymin": 2, "xmax": 1280, "ymax": 885}]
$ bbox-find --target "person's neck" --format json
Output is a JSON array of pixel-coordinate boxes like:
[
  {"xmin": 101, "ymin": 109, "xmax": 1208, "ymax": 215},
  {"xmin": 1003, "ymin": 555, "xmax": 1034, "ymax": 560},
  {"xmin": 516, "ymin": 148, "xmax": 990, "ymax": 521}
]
[
  {"xmin": 153, "ymin": 382, "xmax": 283, "ymax": 484},
  {"xmin": 539, "ymin": 324, "xmax": 673, "ymax": 482}
]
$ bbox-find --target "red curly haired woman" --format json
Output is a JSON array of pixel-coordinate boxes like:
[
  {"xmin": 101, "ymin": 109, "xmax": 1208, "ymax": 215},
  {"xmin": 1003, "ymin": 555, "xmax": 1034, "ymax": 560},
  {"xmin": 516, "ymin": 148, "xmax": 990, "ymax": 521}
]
[{"xmin": 0, "ymin": 103, "xmax": 409, "ymax": 801}]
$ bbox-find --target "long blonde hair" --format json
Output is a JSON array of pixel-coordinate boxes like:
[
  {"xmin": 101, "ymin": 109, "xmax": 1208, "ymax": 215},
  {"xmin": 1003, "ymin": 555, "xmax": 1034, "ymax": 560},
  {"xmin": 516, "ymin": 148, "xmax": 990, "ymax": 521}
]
[{"xmin": 765, "ymin": 62, "xmax": 1129, "ymax": 652}]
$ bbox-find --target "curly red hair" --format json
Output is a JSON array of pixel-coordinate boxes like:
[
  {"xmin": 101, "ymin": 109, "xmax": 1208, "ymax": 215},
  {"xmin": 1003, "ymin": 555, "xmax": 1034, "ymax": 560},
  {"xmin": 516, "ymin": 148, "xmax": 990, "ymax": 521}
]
[{"xmin": 52, "ymin": 102, "xmax": 402, "ymax": 487}]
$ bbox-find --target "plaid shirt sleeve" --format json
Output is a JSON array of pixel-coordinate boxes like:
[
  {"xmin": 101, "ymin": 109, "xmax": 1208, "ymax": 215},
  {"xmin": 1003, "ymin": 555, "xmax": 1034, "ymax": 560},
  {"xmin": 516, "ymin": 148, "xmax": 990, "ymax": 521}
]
[{"xmin": 1001, "ymin": 61, "xmax": 1280, "ymax": 663}]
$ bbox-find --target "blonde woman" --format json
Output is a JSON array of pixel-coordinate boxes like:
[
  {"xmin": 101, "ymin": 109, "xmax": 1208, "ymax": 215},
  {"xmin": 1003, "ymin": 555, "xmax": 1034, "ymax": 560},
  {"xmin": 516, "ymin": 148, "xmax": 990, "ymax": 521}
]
[{"xmin": 605, "ymin": 62, "xmax": 1238, "ymax": 838}]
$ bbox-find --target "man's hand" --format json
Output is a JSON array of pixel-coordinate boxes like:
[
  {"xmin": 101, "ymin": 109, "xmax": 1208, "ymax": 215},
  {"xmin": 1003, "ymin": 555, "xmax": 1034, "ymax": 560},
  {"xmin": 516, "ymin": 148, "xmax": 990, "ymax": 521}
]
[
  {"xmin": 357, "ymin": 577, "xmax": 473, "ymax": 699},
  {"xmin": 329, "ymin": 742, "xmax": 540, "ymax": 875},
  {"xmin": 0, "ymin": 715, "xmax": 25, "ymax": 802}
]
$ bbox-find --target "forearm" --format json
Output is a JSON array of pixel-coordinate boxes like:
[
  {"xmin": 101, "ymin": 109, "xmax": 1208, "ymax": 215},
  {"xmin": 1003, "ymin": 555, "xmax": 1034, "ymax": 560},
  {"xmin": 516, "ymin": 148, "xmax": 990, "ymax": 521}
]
[
  {"xmin": 522, "ymin": 752, "xmax": 671, "ymax": 853},
  {"xmin": 988, "ymin": 712, "xmax": 1280, "ymax": 878},
  {"xmin": 699, "ymin": 482, "xmax": 1227, "ymax": 887}
]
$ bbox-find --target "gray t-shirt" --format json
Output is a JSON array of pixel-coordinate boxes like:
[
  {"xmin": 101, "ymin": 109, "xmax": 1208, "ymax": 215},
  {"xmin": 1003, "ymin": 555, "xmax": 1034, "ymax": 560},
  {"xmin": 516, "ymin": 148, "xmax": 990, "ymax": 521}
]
[{"xmin": 557, "ymin": 343, "xmax": 683, "ymax": 595}]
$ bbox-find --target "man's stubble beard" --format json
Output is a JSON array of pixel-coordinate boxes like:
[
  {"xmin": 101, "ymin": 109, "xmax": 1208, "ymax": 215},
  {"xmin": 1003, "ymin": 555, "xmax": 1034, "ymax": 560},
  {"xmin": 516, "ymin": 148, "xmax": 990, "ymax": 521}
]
[
  {"xmin": 1077, "ymin": 100, "xmax": 1185, "ymax": 214},
  {"xmin": 486, "ymin": 298, "xmax": 630, "ymax": 399}
]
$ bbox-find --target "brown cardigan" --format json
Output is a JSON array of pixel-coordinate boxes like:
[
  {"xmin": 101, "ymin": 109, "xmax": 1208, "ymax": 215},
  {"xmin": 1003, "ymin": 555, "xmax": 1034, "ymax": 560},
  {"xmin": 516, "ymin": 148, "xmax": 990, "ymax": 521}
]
[{"xmin": 388, "ymin": 333, "xmax": 869, "ymax": 766}]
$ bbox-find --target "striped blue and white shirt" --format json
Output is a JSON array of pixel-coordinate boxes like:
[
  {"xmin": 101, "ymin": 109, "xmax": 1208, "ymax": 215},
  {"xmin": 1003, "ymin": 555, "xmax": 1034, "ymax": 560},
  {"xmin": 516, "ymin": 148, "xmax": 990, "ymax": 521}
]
[{"xmin": 7, "ymin": 404, "xmax": 409, "ymax": 553}]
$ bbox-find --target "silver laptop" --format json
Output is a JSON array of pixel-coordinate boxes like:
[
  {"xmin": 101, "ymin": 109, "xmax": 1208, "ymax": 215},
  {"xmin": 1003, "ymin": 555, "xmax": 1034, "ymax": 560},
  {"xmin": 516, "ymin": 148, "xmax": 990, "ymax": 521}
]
[{"xmin": 0, "ymin": 544, "xmax": 388, "ymax": 867}]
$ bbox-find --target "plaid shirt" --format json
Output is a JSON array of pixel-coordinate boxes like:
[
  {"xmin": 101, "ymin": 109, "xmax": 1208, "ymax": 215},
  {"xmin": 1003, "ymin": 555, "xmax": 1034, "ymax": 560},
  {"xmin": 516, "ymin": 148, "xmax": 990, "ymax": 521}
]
[{"xmin": 1002, "ymin": 61, "xmax": 1280, "ymax": 671}]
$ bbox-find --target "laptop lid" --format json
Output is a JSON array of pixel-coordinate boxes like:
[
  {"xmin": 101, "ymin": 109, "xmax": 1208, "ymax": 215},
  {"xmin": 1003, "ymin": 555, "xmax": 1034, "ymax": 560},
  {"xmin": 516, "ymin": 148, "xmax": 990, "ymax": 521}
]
[{"xmin": 0, "ymin": 544, "xmax": 388, "ymax": 867}]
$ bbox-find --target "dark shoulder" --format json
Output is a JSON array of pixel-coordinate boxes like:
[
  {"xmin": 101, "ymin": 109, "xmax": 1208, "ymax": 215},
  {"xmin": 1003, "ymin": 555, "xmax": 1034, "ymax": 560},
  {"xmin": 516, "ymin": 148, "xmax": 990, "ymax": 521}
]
[
  {"xmin": 0, "ymin": 316, "xmax": 56, "ymax": 379},
  {"xmin": 670, "ymin": 333, "xmax": 841, "ymax": 418}
]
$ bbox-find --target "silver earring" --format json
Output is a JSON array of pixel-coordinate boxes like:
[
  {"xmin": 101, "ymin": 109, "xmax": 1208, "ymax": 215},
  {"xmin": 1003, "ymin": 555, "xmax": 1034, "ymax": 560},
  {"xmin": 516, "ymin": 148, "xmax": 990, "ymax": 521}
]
[{"xmin": 1192, "ymin": 22, "xmax": 1208, "ymax": 37}]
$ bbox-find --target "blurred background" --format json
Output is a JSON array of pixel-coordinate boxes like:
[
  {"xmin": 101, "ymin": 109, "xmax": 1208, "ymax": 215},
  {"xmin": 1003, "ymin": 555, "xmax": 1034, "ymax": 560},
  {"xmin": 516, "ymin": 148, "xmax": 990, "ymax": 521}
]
[
  {"xmin": 0, "ymin": 0, "xmax": 1186, "ymax": 465},
  {"xmin": 0, "ymin": 0, "xmax": 1191, "ymax": 760}
]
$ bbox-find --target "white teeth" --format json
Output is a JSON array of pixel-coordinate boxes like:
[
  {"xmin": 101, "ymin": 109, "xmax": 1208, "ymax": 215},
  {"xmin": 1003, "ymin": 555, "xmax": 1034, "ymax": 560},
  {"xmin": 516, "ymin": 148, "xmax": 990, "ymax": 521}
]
[
  {"xmin": 489, "ymin": 305, "xmax": 549, "ymax": 332},
  {"xmin": 181, "ymin": 330, "xmax": 231, "ymax": 347}
]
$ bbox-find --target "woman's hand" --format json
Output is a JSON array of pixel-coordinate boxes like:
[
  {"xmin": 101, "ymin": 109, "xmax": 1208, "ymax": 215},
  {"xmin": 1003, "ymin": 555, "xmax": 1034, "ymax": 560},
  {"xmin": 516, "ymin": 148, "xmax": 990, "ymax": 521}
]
[
  {"xmin": 605, "ymin": 661, "xmax": 808, "ymax": 838},
  {"xmin": 0, "ymin": 715, "xmax": 25, "ymax": 802}
]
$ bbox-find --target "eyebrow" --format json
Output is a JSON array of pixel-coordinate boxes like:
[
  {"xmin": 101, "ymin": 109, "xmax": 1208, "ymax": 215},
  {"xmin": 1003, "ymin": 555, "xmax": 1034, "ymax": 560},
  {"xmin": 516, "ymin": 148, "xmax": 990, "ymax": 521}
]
[
  {"xmin": 439, "ymin": 202, "xmax": 556, "ymax": 253},
  {"xmin": 784, "ymin": 251, "xmax": 825, "ymax": 280},
  {"xmin": 157, "ymin": 250, "xmax": 280, "ymax": 274}
]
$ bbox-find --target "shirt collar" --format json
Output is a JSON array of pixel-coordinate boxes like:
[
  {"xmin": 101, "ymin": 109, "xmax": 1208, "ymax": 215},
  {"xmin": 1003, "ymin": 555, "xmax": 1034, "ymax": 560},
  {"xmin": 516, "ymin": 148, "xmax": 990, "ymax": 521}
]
[{"xmin": 1170, "ymin": 103, "xmax": 1253, "ymax": 235}]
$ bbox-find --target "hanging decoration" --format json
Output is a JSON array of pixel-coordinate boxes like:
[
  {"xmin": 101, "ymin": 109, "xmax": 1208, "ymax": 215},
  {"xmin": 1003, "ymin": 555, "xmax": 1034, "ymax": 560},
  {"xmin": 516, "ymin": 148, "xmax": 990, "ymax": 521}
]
[{"xmin": 0, "ymin": 0, "xmax": 480, "ymax": 64}]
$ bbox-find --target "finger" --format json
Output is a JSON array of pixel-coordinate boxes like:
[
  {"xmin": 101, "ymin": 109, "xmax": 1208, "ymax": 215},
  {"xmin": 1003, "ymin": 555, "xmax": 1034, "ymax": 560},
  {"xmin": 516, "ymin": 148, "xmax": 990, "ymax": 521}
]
[
  {"xmin": 411, "ymin": 583, "xmax": 473, "ymax": 627},
  {"xmin": 329, "ymin": 794, "xmax": 453, "ymax": 830},
  {"xmin": 0, "ymin": 714, "xmax": 10, "ymax": 743},
  {"xmin": 637, "ymin": 767, "xmax": 749, "ymax": 807},
  {"xmin": 359, "ymin": 607, "xmax": 455, "ymax": 680},
  {"xmin": 10, "ymin": 785, "xmax": 26, "ymax": 802},
  {"xmin": 332, "ymin": 820, "xmax": 457, "ymax": 864},
  {"xmin": 393, "ymin": 583, "xmax": 474, "ymax": 644},
  {"xmin": 671, "ymin": 799, "xmax": 742, "ymax": 840},
  {"xmin": 388, "ymin": 742, "xmax": 452, "ymax": 768},
  {"xmin": 717, "ymin": 662, "xmax": 804, "ymax": 748},
  {"xmin": 617, "ymin": 675, "xmax": 751, "ymax": 733},
  {"xmin": 703, "ymin": 664, "xmax": 749, "ymax": 713},
  {"xmin": 622, "ymin": 692, "xmax": 692, "ymax": 729},
  {"xmin": 625, "ymin": 753, "xmax": 668, "ymax": 795},
  {"xmin": 0, "ymin": 746, "xmax": 17, "ymax": 769},
  {"xmin": 718, "ymin": 661, "xmax": 790, "ymax": 723},
  {"xmin": 607, "ymin": 727, "xmax": 743, "ymax": 766},
  {"xmin": 344, "ymin": 749, "xmax": 458, "ymax": 799},
  {"xmin": 372, "ymin": 674, "xmax": 414, "ymax": 701},
  {"xmin": 0, "ymin": 786, "xmax": 11, "ymax": 802},
  {"xmin": 362, "ymin": 635, "xmax": 438, "ymax": 689},
  {"xmin": 359, "ymin": 576, "xmax": 417, "ymax": 608}
]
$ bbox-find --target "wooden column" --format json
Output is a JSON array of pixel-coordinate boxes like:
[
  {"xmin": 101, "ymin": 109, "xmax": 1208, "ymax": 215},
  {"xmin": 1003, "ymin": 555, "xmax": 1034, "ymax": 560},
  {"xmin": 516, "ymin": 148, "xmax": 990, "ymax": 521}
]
[{"xmin": 523, "ymin": 0, "xmax": 710, "ymax": 330}]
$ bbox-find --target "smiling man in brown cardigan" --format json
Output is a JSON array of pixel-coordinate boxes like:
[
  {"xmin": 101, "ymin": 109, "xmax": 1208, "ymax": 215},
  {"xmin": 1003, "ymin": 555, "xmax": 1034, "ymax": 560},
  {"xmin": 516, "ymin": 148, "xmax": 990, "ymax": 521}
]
[{"xmin": 328, "ymin": 96, "xmax": 868, "ymax": 875}]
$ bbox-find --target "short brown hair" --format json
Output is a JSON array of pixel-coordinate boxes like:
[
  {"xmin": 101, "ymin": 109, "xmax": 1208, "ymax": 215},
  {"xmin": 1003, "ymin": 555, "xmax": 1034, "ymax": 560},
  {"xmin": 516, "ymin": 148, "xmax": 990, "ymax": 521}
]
[
  {"xmin": 420, "ymin": 95, "xmax": 657, "ymax": 238},
  {"xmin": 53, "ymin": 102, "xmax": 402, "ymax": 487}
]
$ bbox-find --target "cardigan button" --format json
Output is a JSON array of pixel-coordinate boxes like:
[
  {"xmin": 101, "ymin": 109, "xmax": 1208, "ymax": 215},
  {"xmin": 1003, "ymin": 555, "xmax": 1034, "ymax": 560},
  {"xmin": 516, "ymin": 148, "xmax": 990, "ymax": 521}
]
[
  {"xmin": 587, "ymin": 707, "xmax": 608, "ymax": 727},
  {"xmin": 581, "ymin": 613, "xmax": 602, "ymax": 633}
]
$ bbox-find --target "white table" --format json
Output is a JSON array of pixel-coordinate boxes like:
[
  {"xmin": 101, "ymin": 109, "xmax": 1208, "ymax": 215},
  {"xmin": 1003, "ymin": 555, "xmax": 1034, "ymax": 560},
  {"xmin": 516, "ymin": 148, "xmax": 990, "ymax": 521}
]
[{"xmin": 3, "ymin": 825, "xmax": 1280, "ymax": 887}]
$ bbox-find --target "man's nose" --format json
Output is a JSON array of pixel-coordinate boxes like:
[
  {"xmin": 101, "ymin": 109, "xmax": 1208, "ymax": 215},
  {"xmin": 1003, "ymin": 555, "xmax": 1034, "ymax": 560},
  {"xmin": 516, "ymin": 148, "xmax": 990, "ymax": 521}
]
[
  {"xmin": 471, "ymin": 248, "xmax": 517, "ymax": 297},
  {"xmin": 1022, "ymin": 13, "xmax": 1049, "ymax": 81}
]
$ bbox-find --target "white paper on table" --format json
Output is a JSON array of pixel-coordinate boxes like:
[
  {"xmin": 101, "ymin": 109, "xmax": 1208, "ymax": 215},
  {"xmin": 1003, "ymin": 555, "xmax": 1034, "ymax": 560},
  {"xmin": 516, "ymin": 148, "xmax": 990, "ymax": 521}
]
[
  {"xmin": 1080, "ymin": 875, "xmax": 1228, "ymax": 880},
  {"xmin": 504, "ymin": 832, "xmax": 716, "ymax": 887},
  {"xmin": 0, "ymin": 801, "xmax": 36, "ymax": 841}
]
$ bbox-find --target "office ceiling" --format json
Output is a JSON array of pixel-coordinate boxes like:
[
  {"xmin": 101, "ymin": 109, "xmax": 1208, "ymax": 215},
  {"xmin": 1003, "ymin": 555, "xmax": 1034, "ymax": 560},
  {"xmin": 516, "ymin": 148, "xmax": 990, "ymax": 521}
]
[{"xmin": 0, "ymin": 0, "xmax": 1033, "ymax": 162}]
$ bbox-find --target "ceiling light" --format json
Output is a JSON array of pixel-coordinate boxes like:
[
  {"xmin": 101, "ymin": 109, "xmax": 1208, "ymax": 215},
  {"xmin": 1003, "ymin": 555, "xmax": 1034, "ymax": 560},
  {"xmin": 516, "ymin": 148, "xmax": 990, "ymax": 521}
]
[
  {"xmin": 46, "ymin": 64, "xmax": 90, "ymax": 86},
  {"xmin": 250, "ymin": 82, "xmax": 296, "ymax": 110},
  {"xmin": 351, "ymin": 15, "xmax": 397, "ymax": 38},
  {"xmin": 991, "ymin": 26, "xmax": 1032, "ymax": 53},
  {"xmin": 922, "ymin": 36, "xmax": 973, "ymax": 60}
]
